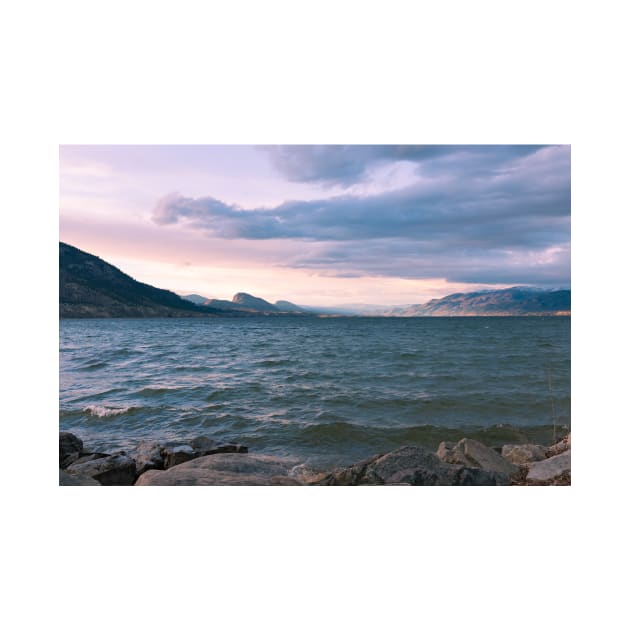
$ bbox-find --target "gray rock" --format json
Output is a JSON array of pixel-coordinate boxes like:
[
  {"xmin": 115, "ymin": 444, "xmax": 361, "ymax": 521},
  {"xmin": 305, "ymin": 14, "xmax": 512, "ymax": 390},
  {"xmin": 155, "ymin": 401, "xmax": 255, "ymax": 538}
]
[
  {"xmin": 316, "ymin": 446, "xmax": 509, "ymax": 486},
  {"xmin": 71, "ymin": 453, "xmax": 109, "ymax": 466},
  {"xmin": 446, "ymin": 466, "xmax": 508, "ymax": 486},
  {"xmin": 545, "ymin": 433, "xmax": 571, "ymax": 457},
  {"xmin": 161, "ymin": 444, "xmax": 196, "ymax": 469},
  {"xmin": 437, "ymin": 438, "xmax": 520, "ymax": 478},
  {"xmin": 59, "ymin": 469, "xmax": 101, "ymax": 486},
  {"xmin": 502, "ymin": 444, "xmax": 547, "ymax": 465},
  {"xmin": 365, "ymin": 446, "xmax": 453, "ymax": 485},
  {"xmin": 436, "ymin": 441, "xmax": 455, "ymax": 461},
  {"xmin": 526, "ymin": 450, "xmax": 571, "ymax": 483},
  {"xmin": 59, "ymin": 432, "xmax": 83, "ymax": 468},
  {"xmin": 315, "ymin": 454, "xmax": 380, "ymax": 485},
  {"xmin": 189, "ymin": 435, "xmax": 248, "ymax": 455},
  {"xmin": 67, "ymin": 454, "xmax": 137, "ymax": 485},
  {"xmin": 61, "ymin": 451, "xmax": 81, "ymax": 468},
  {"xmin": 133, "ymin": 441, "xmax": 164, "ymax": 475},
  {"xmin": 135, "ymin": 453, "xmax": 302, "ymax": 486}
]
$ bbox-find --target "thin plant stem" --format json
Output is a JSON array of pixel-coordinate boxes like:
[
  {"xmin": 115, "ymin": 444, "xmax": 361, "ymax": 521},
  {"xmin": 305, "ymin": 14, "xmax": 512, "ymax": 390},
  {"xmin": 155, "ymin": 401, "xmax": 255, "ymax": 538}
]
[{"xmin": 547, "ymin": 366, "xmax": 557, "ymax": 444}]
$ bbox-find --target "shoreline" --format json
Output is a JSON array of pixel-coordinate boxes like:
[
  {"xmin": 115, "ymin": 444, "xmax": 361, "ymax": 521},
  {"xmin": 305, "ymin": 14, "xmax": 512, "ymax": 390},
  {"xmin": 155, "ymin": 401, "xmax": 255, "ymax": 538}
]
[{"xmin": 59, "ymin": 431, "xmax": 571, "ymax": 486}]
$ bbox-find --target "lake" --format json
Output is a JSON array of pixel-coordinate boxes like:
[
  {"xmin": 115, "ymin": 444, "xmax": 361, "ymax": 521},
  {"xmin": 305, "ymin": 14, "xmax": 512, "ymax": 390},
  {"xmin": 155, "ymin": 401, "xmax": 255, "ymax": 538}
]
[{"xmin": 59, "ymin": 316, "xmax": 570, "ymax": 469}]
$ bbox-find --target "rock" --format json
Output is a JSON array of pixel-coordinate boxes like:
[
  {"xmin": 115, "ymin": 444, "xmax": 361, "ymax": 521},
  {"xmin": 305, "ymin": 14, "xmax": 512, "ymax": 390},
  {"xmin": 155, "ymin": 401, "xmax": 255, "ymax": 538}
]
[
  {"xmin": 315, "ymin": 454, "xmax": 380, "ymax": 485},
  {"xmin": 132, "ymin": 441, "xmax": 164, "ymax": 475},
  {"xmin": 61, "ymin": 452, "xmax": 81, "ymax": 468},
  {"xmin": 315, "ymin": 446, "xmax": 509, "ymax": 486},
  {"xmin": 161, "ymin": 444, "xmax": 196, "ymax": 469},
  {"xmin": 67, "ymin": 454, "xmax": 137, "ymax": 485},
  {"xmin": 437, "ymin": 438, "xmax": 520, "ymax": 478},
  {"xmin": 526, "ymin": 450, "xmax": 571, "ymax": 483},
  {"xmin": 71, "ymin": 453, "xmax": 109, "ymax": 466},
  {"xmin": 59, "ymin": 432, "xmax": 83, "ymax": 468},
  {"xmin": 545, "ymin": 433, "xmax": 571, "ymax": 457},
  {"xmin": 446, "ymin": 466, "xmax": 509, "ymax": 486},
  {"xmin": 189, "ymin": 435, "xmax": 248, "ymax": 455},
  {"xmin": 135, "ymin": 453, "xmax": 302, "ymax": 486},
  {"xmin": 502, "ymin": 444, "xmax": 547, "ymax": 465},
  {"xmin": 59, "ymin": 469, "xmax": 101, "ymax": 486},
  {"xmin": 159, "ymin": 437, "xmax": 249, "ymax": 470},
  {"xmin": 135, "ymin": 470, "xmax": 170, "ymax": 485},
  {"xmin": 364, "ymin": 447, "xmax": 454, "ymax": 485},
  {"xmin": 436, "ymin": 441, "xmax": 455, "ymax": 461}
]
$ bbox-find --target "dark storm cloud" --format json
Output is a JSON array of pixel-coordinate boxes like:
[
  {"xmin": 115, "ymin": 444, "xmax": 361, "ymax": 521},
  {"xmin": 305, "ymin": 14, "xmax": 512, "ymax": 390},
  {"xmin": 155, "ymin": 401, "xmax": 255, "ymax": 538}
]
[
  {"xmin": 288, "ymin": 238, "xmax": 570, "ymax": 287},
  {"xmin": 153, "ymin": 146, "xmax": 568, "ymax": 245},
  {"xmin": 264, "ymin": 144, "xmax": 547, "ymax": 186},
  {"xmin": 152, "ymin": 145, "xmax": 570, "ymax": 286}
]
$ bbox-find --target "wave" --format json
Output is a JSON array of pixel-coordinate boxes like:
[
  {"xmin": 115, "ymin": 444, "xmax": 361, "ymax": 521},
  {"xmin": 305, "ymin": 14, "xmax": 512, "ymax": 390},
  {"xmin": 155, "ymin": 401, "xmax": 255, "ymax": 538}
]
[
  {"xmin": 83, "ymin": 404, "xmax": 135, "ymax": 417},
  {"xmin": 254, "ymin": 358, "xmax": 291, "ymax": 367},
  {"xmin": 205, "ymin": 389, "xmax": 229, "ymax": 402},
  {"xmin": 108, "ymin": 348, "xmax": 144, "ymax": 357},
  {"xmin": 137, "ymin": 386, "xmax": 180, "ymax": 396},
  {"xmin": 82, "ymin": 361, "xmax": 108, "ymax": 370},
  {"xmin": 296, "ymin": 421, "xmax": 568, "ymax": 450},
  {"xmin": 66, "ymin": 388, "xmax": 126, "ymax": 404},
  {"xmin": 398, "ymin": 352, "xmax": 422, "ymax": 360}
]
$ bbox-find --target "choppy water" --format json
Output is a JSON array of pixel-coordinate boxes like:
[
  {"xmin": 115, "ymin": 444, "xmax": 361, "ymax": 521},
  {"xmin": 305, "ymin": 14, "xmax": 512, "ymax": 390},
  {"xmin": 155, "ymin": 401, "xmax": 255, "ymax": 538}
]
[{"xmin": 59, "ymin": 316, "xmax": 570, "ymax": 469}]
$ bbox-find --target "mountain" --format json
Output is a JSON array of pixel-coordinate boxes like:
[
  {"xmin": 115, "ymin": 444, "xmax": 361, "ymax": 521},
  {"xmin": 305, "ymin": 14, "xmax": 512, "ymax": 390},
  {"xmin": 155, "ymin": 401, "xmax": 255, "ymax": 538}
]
[
  {"xmin": 60, "ymin": 242, "xmax": 230, "ymax": 318},
  {"xmin": 274, "ymin": 300, "xmax": 309, "ymax": 313},
  {"xmin": 180, "ymin": 294, "xmax": 210, "ymax": 305},
  {"xmin": 182, "ymin": 292, "xmax": 311, "ymax": 314},
  {"xmin": 231, "ymin": 292, "xmax": 280, "ymax": 312},
  {"xmin": 382, "ymin": 287, "xmax": 570, "ymax": 316},
  {"xmin": 60, "ymin": 244, "xmax": 570, "ymax": 318}
]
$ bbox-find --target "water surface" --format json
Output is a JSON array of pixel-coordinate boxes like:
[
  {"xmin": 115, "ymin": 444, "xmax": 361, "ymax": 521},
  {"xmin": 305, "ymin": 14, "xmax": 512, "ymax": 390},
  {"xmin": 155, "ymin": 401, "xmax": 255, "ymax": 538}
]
[{"xmin": 59, "ymin": 316, "xmax": 570, "ymax": 469}]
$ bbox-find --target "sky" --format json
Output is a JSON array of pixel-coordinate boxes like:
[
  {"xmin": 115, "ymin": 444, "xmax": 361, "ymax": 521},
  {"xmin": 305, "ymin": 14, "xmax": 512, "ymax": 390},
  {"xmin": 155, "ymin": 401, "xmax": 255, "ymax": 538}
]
[{"xmin": 59, "ymin": 145, "xmax": 570, "ymax": 306}]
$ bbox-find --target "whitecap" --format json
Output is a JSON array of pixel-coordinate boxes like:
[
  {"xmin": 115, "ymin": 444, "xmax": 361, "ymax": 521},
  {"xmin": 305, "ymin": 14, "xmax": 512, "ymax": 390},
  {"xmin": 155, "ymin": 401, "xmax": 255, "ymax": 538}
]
[{"xmin": 83, "ymin": 404, "xmax": 131, "ymax": 417}]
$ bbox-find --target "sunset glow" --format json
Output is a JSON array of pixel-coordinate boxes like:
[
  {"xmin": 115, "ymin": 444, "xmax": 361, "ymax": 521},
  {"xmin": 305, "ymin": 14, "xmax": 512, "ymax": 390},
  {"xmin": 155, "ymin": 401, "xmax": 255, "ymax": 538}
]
[{"xmin": 59, "ymin": 145, "xmax": 570, "ymax": 306}]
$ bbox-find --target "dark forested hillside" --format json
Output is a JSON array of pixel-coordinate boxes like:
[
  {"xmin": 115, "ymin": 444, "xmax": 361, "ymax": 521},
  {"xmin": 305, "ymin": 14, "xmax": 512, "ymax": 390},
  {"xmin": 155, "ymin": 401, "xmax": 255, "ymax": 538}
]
[{"xmin": 59, "ymin": 242, "xmax": 227, "ymax": 318}]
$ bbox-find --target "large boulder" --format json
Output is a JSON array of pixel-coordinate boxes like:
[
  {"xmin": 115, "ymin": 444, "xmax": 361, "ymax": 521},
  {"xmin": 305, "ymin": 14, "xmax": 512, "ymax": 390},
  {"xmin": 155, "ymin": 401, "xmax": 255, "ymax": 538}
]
[
  {"xmin": 159, "ymin": 437, "xmax": 249, "ymax": 469},
  {"xmin": 189, "ymin": 436, "xmax": 248, "ymax": 455},
  {"xmin": 71, "ymin": 453, "xmax": 109, "ymax": 466},
  {"xmin": 135, "ymin": 453, "xmax": 302, "ymax": 486},
  {"xmin": 132, "ymin": 441, "xmax": 165, "ymax": 474},
  {"xmin": 59, "ymin": 469, "xmax": 101, "ymax": 486},
  {"xmin": 66, "ymin": 454, "xmax": 137, "ymax": 485},
  {"xmin": 502, "ymin": 444, "xmax": 547, "ymax": 465},
  {"xmin": 316, "ymin": 446, "xmax": 508, "ymax": 486},
  {"xmin": 526, "ymin": 450, "xmax": 571, "ymax": 483},
  {"xmin": 363, "ymin": 447, "xmax": 453, "ymax": 485},
  {"xmin": 446, "ymin": 466, "xmax": 509, "ymax": 486},
  {"xmin": 59, "ymin": 432, "xmax": 83, "ymax": 468},
  {"xmin": 161, "ymin": 444, "xmax": 197, "ymax": 469},
  {"xmin": 437, "ymin": 438, "xmax": 520, "ymax": 478},
  {"xmin": 545, "ymin": 433, "xmax": 571, "ymax": 457}
]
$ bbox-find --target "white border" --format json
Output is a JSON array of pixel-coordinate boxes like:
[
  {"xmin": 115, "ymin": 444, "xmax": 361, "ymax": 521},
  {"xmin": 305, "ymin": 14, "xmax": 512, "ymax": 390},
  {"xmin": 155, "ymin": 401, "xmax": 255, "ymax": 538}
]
[{"xmin": 5, "ymin": 1, "xmax": 627, "ymax": 628}]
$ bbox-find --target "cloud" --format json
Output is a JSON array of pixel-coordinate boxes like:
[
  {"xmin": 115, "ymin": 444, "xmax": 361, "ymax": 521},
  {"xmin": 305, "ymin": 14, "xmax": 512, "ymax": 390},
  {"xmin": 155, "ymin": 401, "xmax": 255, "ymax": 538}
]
[
  {"xmin": 152, "ymin": 146, "xmax": 569, "ymax": 245},
  {"xmin": 289, "ymin": 239, "xmax": 570, "ymax": 287},
  {"xmin": 263, "ymin": 144, "xmax": 548, "ymax": 187},
  {"xmin": 151, "ymin": 145, "xmax": 570, "ymax": 286}
]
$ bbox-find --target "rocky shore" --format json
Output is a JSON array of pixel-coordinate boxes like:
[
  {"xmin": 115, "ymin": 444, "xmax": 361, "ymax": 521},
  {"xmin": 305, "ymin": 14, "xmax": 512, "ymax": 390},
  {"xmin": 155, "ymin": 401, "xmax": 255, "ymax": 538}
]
[{"xmin": 59, "ymin": 431, "xmax": 571, "ymax": 486}]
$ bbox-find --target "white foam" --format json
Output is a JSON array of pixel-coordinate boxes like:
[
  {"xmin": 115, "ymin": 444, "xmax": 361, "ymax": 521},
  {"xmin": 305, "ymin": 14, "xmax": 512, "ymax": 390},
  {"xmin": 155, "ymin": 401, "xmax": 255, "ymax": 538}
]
[{"xmin": 83, "ymin": 404, "xmax": 131, "ymax": 417}]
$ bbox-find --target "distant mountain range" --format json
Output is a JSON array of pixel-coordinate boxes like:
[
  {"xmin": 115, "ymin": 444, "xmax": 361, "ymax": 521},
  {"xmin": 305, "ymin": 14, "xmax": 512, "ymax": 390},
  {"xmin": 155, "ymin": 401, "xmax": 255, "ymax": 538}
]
[
  {"xmin": 386, "ymin": 287, "xmax": 570, "ymax": 316},
  {"xmin": 180, "ymin": 292, "xmax": 309, "ymax": 314},
  {"xmin": 59, "ymin": 242, "xmax": 309, "ymax": 318},
  {"xmin": 60, "ymin": 242, "xmax": 570, "ymax": 318}
]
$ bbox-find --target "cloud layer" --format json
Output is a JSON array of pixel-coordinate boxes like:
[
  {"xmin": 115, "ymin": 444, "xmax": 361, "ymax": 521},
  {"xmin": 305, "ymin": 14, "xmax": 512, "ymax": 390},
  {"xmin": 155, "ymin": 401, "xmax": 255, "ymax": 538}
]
[
  {"xmin": 263, "ymin": 144, "xmax": 547, "ymax": 186},
  {"xmin": 151, "ymin": 145, "xmax": 570, "ymax": 286}
]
